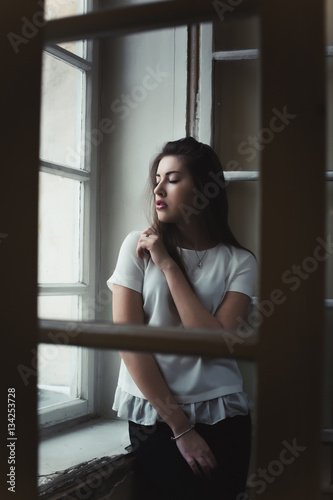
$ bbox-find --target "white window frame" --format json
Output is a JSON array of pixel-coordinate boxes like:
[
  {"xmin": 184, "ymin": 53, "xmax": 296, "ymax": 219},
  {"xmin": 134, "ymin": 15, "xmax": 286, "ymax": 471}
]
[{"xmin": 38, "ymin": 3, "xmax": 99, "ymax": 429}]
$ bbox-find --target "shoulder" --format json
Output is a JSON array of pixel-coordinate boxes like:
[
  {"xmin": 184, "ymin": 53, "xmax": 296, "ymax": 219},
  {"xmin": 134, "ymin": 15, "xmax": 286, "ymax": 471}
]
[
  {"xmin": 223, "ymin": 245, "xmax": 257, "ymax": 272},
  {"xmin": 119, "ymin": 230, "xmax": 142, "ymax": 251},
  {"xmin": 124, "ymin": 230, "xmax": 142, "ymax": 243},
  {"xmin": 222, "ymin": 246, "xmax": 256, "ymax": 296}
]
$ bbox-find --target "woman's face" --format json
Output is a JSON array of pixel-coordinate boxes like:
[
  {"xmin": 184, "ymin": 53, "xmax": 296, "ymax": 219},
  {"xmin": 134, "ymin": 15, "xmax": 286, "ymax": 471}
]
[{"xmin": 154, "ymin": 155, "xmax": 196, "ymax": 226}]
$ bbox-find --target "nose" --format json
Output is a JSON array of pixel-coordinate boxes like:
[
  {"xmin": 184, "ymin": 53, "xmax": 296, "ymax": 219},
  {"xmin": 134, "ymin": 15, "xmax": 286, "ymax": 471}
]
[{"xmin": 154, "ymin": 180, "xmax": 166, "ymax": 197}]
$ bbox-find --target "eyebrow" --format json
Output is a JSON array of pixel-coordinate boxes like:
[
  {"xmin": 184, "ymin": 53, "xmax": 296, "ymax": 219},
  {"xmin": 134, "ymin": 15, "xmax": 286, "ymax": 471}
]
[{"xmin": 155, "ymin": 170, "xmax": 182, "ymax": 177}]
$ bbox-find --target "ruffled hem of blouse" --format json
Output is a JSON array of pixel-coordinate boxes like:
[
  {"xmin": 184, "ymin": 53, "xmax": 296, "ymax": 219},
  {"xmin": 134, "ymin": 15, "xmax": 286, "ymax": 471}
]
[{"xmin": 112, "ymin": 387, "xmax": 253, "ymax": 426}]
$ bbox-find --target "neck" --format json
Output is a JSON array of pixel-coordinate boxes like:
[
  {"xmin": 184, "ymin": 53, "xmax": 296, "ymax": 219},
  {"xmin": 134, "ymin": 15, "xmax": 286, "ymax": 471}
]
[{"xmin": 175, "ymin": 218, "xmax": 217, "ymax": 251}]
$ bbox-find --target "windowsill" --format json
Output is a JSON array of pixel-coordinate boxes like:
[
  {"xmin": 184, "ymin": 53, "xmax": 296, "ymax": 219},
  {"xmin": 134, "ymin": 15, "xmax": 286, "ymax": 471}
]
[{"xmin": 38, "ymin": 418, "xmax": 130, "ymax": 478}]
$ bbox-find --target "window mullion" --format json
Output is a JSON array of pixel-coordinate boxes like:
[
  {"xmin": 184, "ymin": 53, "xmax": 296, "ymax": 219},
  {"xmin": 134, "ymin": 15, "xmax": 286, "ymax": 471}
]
[
  {"xmin": 44, "ymin": 43, "xmax": 92, "ymax": 71},
  {"xmin": 224, "ymin": 171, "xmax": 259, "ymax": 182},
  {"xmin": 39, "ymin": 319, "xmax": 258, "ymax": 359},
  {"xmin": 38, "ymin": 283, "xmax": 88, "ymax": 295},
  {"xmin": 213, "ymin": 45, "xmax": 333, "ymax": 61},
  {"xmin": 40, "ymin": 160, "xmax": 90, "ymax": 181}
]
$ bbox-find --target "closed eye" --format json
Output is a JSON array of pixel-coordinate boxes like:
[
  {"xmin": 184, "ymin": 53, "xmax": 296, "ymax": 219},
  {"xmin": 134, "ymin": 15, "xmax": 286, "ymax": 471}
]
[{"xmin": 155, "ymin": 179, "xmax": 180, "ymax": 186}]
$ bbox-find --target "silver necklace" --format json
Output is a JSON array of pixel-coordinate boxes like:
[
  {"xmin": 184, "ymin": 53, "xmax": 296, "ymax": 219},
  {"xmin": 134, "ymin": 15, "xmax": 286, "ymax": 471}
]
[{"xmin": 194, "ymin": 250, "xmax": 208, "ymax": 268}]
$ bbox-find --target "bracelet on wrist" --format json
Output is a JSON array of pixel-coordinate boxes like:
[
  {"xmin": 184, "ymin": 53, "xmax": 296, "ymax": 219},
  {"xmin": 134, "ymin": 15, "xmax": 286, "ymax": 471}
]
[{"xmin": 171, "ymin": 425, "xmax": 194, "ymax": 441}]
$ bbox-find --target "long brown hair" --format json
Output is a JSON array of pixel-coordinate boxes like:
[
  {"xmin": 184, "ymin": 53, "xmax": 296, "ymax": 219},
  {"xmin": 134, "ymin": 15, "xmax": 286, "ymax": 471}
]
[{"xmin": 145, "ymin": 137, "xmax": 254, "ymax": 280}]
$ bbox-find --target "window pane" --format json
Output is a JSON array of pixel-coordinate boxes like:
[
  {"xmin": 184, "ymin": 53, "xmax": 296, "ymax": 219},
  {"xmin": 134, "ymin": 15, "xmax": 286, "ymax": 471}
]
[
  {"xmin": 38, "ymin": 295, "xmax": 81, "ymax": 409},
  {"xmin": 44, "ymin": 0, "xmax": 86, "ymax": 21},
  {"xmin": 38, "ymin": 345, "xmax": 80, "ymax": 408},
  {"xmin": 214, "ymin": 12, "xmax": 260, "ymax": 51},
  {"xmin": 328, "ymin": 57, "xmax": 333, "ymax": 171},
  {"xmin": 214, "ymin": 59, "xmax": 260, "ymax": 171},
  {"xmin": 226, "ymin": 181, "xmax": 260, "ymax": 276},
  {"xmin": 326, "ymin": 0, "xmax": 332, "ymax": 171},
  {"xmin": 213, "ymin": 11, "xmax": 260, "ymax": 172},
  {"xmin": 40, "ymin": 52, "xmax": 86, "ymax": 170},
  {"xmin": 38, "ymin": 295, "xmax": 81, "ymax": 320},
  {"xmin": 45, "ymin": 0, "xmax": 173, "ymax": 20},
  {"xmin": 323, "ymin": 307, "xmax": 333, "ymax": 427},
  {"xmin": 58, "ymin": 41, "xmax": 86, "ymax": 59},
  {"xmin": 326, "ymin": 183, "xmax": 333, "ymax": 298},
  {"xmin": 38, "ymin": 172, "xmax": 82, "ymax": 284}
]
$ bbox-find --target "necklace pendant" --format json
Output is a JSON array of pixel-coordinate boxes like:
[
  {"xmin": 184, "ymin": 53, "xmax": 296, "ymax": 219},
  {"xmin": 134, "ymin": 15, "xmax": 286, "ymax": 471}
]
[{"xmin": 194, "ymin": 249, "xmax": 207, "ymax": 269}]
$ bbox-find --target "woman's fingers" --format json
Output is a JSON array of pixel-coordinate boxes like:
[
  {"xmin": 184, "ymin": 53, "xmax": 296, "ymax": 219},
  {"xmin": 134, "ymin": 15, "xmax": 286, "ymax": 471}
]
[
  {"xmin": 176, "ymin": 429, "xmax": 217, "ymax": 480},
  {"xmin": 142, "ymin": 228, "xmax": 155, "ymax": 238},
  {"xmin": 186, "ymin": 455, "xmax": 214, "ymax": 479},
  {"xmin": 196, "ymin": 457, "xmax": 212, "ymax": 479},
  {"xmin": 136, "ymin": 229, "xmax": 155, "ymax": 258},
  {"xmin": 186, "ymin": 457, "xmax": 202, "ymax": 478},
  {"xmin": 136, "ymin": 229, "xmax": 172, "ymax": 270}
]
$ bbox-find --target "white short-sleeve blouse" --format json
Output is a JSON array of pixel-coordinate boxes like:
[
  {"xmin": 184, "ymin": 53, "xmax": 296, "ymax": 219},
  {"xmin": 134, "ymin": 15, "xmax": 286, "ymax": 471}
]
[{"xmin": 107, "ymin": 231, "xmax": 256, "ymax": 425}]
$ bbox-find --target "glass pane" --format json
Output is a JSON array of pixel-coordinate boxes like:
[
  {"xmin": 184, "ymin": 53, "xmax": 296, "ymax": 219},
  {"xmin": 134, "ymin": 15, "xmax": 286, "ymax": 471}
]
[
  {"xmin": 323, "ymin": 307, "xmax": 333, "ymax": 427},
  {"xmin": 44, "ymin": 0, "xmax": 86, "ymax": 21},
  {"xmin": 58, "ymin": 40, "xmax": 86, "ymax": 59},
  {"xmin": 327, "ymin": 56, "xmax": 333, "ymax": 172},
  {"xmin": 40, "ymin": 52, "xmax": 85, "ymax": 170},
  {"xmin": 214, "ymin": 59, "xmax": 260, "ymax": 171},
  {"xmin": 38, "ymin": 295, "xmax": 81, "ymax": 320},
  {"xmin": 45, "ymin": 0, "xmax": 174, "ymax": 20},
  {"xmin": 214, "ymin": 11, "xmax": 260, "ymax": 51},
  {"xmin": 213, "ymin": 11, "xmax": 261, "ymax": 172},
  {"xmin": 38, "ymin": 295, "xmax": 81, "ymax": 409},
  {"xmin": 226, "ymin": 181, "xmax": 260, "ymax": 289},
  {"xmin": 326, "ymin": 183, "xmax": 333, "ymax": 298},
  {"xmin": 38, "ymin": 172, "xmax": 82, "ymax": 284},
  {"xmin": 327, "ymin": 0, "xmax": 333, "ymax": 171},
  {"xmin": 38, "ymin": 345, "xmax": 80, "ymax": 408}
]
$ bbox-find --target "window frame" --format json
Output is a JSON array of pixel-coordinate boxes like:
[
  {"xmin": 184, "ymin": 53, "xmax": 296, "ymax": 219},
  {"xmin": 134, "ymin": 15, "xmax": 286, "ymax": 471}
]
[{"xmin": 37, "ymin": 11, "xmax": 99, "ymax": 429}]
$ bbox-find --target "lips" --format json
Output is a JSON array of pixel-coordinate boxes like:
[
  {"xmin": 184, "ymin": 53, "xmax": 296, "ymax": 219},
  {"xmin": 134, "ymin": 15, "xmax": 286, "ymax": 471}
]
[{"xmin": 156, "ymin": 200, "xmax": 168, "ymax": 209}]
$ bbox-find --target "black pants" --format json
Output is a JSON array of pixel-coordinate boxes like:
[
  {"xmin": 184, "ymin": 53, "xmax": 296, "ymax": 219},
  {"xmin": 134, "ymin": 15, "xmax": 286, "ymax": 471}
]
[{"xmin": 129, "ymin": 413, "xmax": 252, "ymax": 500}]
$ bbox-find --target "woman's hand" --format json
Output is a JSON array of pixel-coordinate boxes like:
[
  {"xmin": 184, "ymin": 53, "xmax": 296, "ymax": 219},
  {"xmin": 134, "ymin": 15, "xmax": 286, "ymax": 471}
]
[
  {"xmin": 175, "ymin": 428, "xmax": 217, "ymax": 479},
  {"xmin": 137, "ymin": 228, "xmax": 174, "ymax": 271}
]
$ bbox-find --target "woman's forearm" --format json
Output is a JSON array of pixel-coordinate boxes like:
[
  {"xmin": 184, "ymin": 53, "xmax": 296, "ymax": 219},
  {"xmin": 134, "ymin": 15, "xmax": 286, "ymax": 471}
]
[
  {"xmin": 162, "ymin": 261, "xmax": 222, "ymax": 330},
  {"xmin": 136, "ymin": 230, "xmax": 249, "ymax": 330},
  {"xmin": 120, "ymin": 351, "xmax": 191, "ymax": 435},
  {"xmin": 113, "ymin": 285, "xmax": 191, "ymax": 435}
]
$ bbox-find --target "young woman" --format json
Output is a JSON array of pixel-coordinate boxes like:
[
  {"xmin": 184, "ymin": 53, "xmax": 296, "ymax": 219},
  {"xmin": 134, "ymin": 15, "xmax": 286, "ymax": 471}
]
[{"xmin": 107, "ymin": 137, "xmax": 256, "ymax": 500}]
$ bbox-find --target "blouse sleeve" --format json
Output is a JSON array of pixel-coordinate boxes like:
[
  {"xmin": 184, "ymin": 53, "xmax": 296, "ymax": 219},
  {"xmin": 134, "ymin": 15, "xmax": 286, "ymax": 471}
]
[
  {"xmin": 107, "ymin": 231, "xmax": 145, "ymax": 294},
  {"xmin": 225, "ymin": 249, "xmax": 257, "ymax": 299}
]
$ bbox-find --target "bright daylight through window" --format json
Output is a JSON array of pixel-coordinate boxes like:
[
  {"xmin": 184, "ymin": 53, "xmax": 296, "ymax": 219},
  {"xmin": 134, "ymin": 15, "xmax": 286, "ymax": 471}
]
[{"xmin": 37, "ymin": 0, "xmax": 93, "ymax": 424}]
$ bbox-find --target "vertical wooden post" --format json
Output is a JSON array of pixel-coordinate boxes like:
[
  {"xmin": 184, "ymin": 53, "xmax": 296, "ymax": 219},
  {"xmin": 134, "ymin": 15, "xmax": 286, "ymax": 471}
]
[
  {"xmin": 186, "ymin": 23, "xmax": 200, "ymax": 138},
  {"xmin": 0, "ymin": 1, "xmax": 42, "ymax": 498},
  {"xmin": 256, "ymin": 1, "xmax": 326, "ymax": 498}
]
